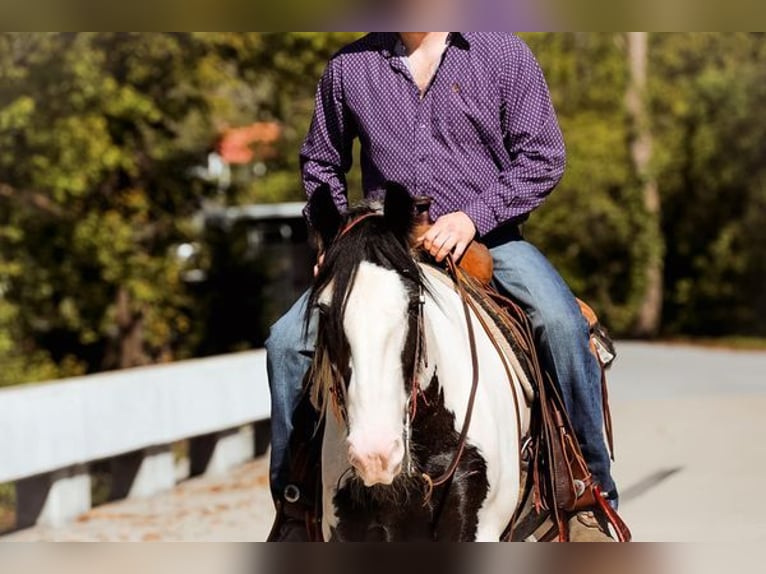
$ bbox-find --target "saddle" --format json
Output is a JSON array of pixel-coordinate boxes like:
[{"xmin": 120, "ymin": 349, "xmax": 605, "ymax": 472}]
[{"xmin": 441, "ymin": 265, "xmax": 630, "ymax": 542}]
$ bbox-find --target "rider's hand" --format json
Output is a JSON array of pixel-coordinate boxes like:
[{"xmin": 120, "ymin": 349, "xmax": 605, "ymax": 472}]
[
  {"xmin": 313, "ymin": 252, "xmax": 325, "ymax": 278},
  {"xmin": 417, "ymin": 211, "xmax": 477, "ymax": 263}
]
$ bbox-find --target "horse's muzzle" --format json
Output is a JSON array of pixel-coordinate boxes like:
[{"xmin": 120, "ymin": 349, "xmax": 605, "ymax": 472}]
[{"xmin": 347, "ymin": 436, "xmax": 405, "ymax": 486}]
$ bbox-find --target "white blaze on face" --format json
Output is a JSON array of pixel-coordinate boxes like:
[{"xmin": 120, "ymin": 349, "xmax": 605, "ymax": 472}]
[{"xmin": 342, "ymin": 261, "xmax": 409, "ymax": 486}]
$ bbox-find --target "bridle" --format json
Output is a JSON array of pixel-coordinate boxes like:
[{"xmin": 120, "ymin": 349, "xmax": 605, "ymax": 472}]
[
  {"xmin": 318, "ymin": 212, "xmax": 493, "ymax": 506},
  {"xmin": 318, "ymin": 211, "xmax": 431, "ymax": 437},
  {"xmin": 338, "ymin": 211, "xmax": 382, "ymax": 238},
  {"xmin": 319, "ymin": 209, "xmax": 530, "ymax": 541}
]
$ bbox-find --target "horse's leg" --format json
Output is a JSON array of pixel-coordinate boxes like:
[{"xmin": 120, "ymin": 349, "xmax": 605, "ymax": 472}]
[
  {"xmin": 434, "ymin": 491, "xmax": 500, "ymax": 542},
  {"xmin": 431, "ymin": 452, "xmax": 492, "ymax": 542},
  {"xmin": 473, "ymin": 477, "xmax": 522, "ymax": 541}
]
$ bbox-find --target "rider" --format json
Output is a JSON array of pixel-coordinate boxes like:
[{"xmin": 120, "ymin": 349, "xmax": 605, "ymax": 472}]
[{"xmin": 266, "ymin": 32, "xmax": 617, "ymax": 541}]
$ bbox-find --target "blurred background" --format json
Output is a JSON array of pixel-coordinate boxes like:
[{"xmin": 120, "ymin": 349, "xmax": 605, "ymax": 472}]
[
  {"xmin": 0, "ymin": 32, "xmax": 765, "ymax": 542},
  {"xmin": 2, "ymin": 32, "xmax": 765, "ymax": 387}
]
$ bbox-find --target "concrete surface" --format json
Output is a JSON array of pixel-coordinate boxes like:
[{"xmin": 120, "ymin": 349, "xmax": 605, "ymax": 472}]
[{"xmin": 3, "ymin": 342, "xmax": 766, "ymax": 542}]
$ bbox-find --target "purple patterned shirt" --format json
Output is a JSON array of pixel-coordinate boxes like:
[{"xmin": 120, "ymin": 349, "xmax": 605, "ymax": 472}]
[{"xmin": 300, "ymin": 32, "xmax": 565, "ymax": 237}]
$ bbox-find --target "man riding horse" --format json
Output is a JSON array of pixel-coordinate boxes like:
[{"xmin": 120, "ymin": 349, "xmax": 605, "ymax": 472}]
[{"xmin": 266, "ymin": 32, "xmax": 618, "ymax": 541}]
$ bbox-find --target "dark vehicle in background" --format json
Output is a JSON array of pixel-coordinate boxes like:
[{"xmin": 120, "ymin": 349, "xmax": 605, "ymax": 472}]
[{"xmin": 182, "ymin": 202, "xmax": 313, "ymax": 356}]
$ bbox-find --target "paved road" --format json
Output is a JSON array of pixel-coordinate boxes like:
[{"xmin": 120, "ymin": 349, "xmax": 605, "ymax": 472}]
[
  {"xmin": 607, "ymin": 341, "xmax": 766, "ymax": 400},
  {"xmin": 607, "ymin": 342, "xmax": 766, "ymax": 542},
  {"xmin": 4, "ymin": 342, "xmax": 766, "ymax": 542}
]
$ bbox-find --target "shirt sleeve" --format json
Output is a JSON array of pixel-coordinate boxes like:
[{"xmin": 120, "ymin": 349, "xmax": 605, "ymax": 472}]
[
  {"xmin": 300, "ymin": 55, "xmax": 356, "ymax": 225},
  {"xmin": 462, "ymin": 37, "xmax": 566, "ymax": 237}
]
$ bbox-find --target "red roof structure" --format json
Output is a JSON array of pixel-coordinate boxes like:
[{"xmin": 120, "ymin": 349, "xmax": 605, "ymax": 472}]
[{"xmin": 217, "ymin": 122, "xmax": 281, "ymax": 164}]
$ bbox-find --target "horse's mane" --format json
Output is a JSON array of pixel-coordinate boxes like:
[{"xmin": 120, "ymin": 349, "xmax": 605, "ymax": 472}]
[{"xmin": 305, "ymin": 199, "xmax": 427, "ymax": 419}]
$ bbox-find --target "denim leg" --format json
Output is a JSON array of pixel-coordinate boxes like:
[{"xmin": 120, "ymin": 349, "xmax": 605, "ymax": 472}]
[
  {"xmin": 489, "ymin": 238, "xmax": 617, "ymax": 498},
  {"xmin": 265, "ymin": 290, "xmax": 317, "ymax": 500}
]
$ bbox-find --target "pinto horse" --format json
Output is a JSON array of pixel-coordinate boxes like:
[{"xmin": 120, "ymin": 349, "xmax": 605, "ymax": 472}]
[{"xmin": 305, "ymin": 183, "xmax": 531, "ymax": 542}]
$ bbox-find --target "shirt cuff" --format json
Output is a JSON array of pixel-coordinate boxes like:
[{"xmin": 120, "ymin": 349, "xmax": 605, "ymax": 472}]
[{"xmin": 462, "ymin": 196, "xmax": 499, "ymax": 238}]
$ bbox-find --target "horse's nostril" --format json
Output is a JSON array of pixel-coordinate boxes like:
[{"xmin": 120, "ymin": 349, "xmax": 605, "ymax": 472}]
[{"xmin": 347, "ymin": 436, "xmax": 405, "ymax": 479}]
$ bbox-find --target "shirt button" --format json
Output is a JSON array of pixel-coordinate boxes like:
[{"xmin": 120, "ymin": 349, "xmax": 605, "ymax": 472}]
[{"xmin": 419, "ymin": 123, "xmax": 427, "ymax": 129}]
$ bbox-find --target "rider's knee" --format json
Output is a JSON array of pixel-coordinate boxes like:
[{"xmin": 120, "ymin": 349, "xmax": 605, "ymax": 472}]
[
  {"xmin": 265, "ymin": 313, "xmax": 304, "ymax": 358},
  {"xmin": 537, "ymin": 305, "xmax": 589, "ymax": 348},
  {"xmin": 266, "ymin": 292, "xmax": 313, "ymax": 358}
]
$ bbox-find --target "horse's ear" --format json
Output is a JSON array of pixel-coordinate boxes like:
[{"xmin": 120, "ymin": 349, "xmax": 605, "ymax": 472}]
[
  {"xmin": 308, "ymin": 184, "xmax": 343, "ymax": 249},
  {"xmin": 383, "ymin": 182, "xmax": 415, "ymax": 239}
]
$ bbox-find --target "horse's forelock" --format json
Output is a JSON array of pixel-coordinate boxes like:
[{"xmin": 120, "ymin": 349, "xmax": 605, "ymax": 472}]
[{"xmin": 306, "ymin": 199, "xmax": 420, "ymax": 331}]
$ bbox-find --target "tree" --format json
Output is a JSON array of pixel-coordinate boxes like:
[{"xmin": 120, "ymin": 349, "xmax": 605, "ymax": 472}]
[
  {"xmin": 0, "ymin": 33, "xmax": 228, "ymax": 380},
  {"xmin": 521, "ymin": 33, "xmax": 656, "ymax": 333},
  {"xmin": 651, "ymin": 33, "xmax": 766, "ymax": 336},
  {"xmin": 626, "ymin": 32, "xmax": 663, "ymax": 337}
]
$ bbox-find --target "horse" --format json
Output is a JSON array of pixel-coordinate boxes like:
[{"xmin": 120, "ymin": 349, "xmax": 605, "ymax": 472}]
[{"xmin": 305, "ymin": 183, "xmax": 532, "ymax": 542}]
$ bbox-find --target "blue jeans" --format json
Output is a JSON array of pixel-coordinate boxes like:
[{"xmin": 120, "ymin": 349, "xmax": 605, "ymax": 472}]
[{"xmin": 265, "ymin": 235, "xmax": 617, "ymax": 502}]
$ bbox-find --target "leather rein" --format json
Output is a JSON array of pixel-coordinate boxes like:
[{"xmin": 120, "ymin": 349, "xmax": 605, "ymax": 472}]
[{"xmin": 419, "ymin": 256, "xmax": 484, "ymax": 495}]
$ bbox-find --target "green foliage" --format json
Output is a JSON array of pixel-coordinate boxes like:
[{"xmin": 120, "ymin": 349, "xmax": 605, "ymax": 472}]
[
  {"xmin": 0, "ymin": 32, "xmax": 364, "ymax": 386},
  {"xmin": 650, "ymin": 33, "xmax": 766, "ymax": 335},
  {"xmin": 0, "ymin": 33, "xmax": 227, "ymax": 384},
  {"xmin": 523, "ymin": 33, "xmax": 765, "ymax": 337}
]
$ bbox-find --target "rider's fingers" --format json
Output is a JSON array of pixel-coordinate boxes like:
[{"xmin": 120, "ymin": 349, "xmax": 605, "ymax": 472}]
[
  {"xmin": 422, "ymin": 226, "xmax": 442, "ymax": 250},
  {"xmin": 435, "ymin": 236, "xmax": 457, "ymax": 262},
  {"xmin": 428, "ymin": 230, "xmax": 450, "ymax": 254},
  {"xmin": 452, "ymin": 241, "xmax": 469, "ymax": 263},
  {"xmin": 426, "ymin": 228, "xmax": 449, "ymax": 252}
]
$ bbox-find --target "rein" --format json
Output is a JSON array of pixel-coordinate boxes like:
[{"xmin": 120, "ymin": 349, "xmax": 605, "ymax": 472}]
[
  {"xmin": 418, "ymin": 258, "xmax": 524, "ymax": 525},
  {"xmin": 419, "ymin": 256, "xmax": 482, "ymax": 495},
  {"xmin": 338, "ymin": 212, "xmax": 383, "ymax": 238}
]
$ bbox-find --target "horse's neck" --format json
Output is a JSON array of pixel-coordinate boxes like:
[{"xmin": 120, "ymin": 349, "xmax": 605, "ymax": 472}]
[
  {"xmin": 418, "ymin": 265, "xmax": 480, "ymax": 390},
  {"xmin": 418, "ymin": 264, "xmax": 531, "ymax": 431}
]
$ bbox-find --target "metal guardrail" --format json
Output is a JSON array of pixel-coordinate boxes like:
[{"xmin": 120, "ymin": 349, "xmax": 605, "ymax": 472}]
[{"xmin": 0, "ymin": 351, "xmax": 271, "ymax": 529}]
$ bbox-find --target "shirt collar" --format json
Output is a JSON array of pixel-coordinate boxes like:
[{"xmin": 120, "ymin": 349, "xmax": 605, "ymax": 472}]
[
  {"xmin": 448, "ymin": 32, "xmax": 471, "ymax": 49},
  {"xmin": 378, "ymin": 32, "xmax": 471, "ymax": 58}
]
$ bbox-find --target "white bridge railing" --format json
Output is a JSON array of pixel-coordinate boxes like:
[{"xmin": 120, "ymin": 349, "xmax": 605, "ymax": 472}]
[{"xmin": 0, "ymin": 351, "xmax": 271, "ymax": 529}]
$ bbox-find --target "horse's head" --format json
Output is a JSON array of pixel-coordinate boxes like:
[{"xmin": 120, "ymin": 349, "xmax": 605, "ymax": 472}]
[{"xmin": 307, "ymin": 183, "xmax": 425, "ymax": 487}]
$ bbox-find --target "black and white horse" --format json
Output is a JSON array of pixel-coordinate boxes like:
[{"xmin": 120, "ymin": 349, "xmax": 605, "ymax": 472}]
[{"xmin": 306, "ymin": 184, "xmax": 530, "ymax": 542}]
